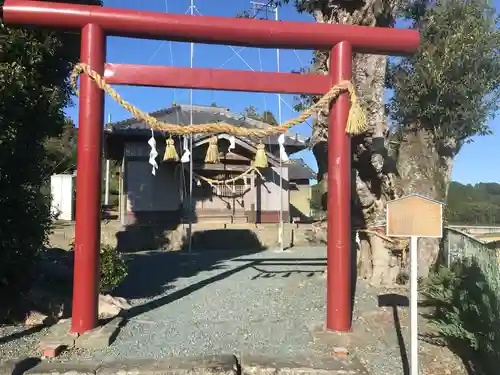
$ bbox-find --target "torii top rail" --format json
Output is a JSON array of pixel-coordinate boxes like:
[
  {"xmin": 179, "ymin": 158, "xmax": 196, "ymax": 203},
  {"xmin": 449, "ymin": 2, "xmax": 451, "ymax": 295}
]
[
  {"xmin": 1, "ymin": 0, "xmax": 419, "ymax": 336},
  {"xmin": 2, "ymin": 1, "xmax": 418, "ymax": 52}
]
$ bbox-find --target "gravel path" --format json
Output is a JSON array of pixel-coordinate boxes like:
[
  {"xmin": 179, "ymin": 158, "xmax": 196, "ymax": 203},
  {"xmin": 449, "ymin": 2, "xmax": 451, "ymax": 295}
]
[
  {"xmin": 65, "ymin": 247, "xmax": 329, "ymax": 360},
  {"xmin": 0, "ymin": 246, "xmax": 466, "ymax": 374},
  {"xmin": 0, "ymin": 325, "xmax": 50, "ymax": 359}
]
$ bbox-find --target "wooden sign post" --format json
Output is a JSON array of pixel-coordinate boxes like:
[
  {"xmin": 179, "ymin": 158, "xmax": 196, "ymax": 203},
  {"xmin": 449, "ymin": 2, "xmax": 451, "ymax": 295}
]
[{"xmin": 386, "ymin": 194, "xmax": 443, "ymax": 375}]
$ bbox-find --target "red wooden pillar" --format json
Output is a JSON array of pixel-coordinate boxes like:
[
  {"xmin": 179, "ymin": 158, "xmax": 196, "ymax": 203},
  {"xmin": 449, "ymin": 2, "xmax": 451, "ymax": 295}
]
[
  {"xmin": 326, "ymin": 41, "xmax": 352, "ymax": 332},
  {"xmin": 71, "ymin": 23, "xmax": 106, "ymax": 334}
]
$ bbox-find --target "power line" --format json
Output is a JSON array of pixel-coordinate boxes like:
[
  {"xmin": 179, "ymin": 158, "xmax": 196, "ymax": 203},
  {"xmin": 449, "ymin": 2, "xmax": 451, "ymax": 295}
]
[
  {"xmin": 146, "ymin": 0, "xmax": 177, "ymax": 103},
  {"xmin": 171, "ymin": 2, "xmax": 311, "ymax": 132},
  {"xmin": 248, "ymin": 0, "xmax": 274, "ymax": 19},
  {"xmin": 195, "ymin": 5, "xmax": 312, "ymax": 129},
  {"xmin": 251, "ymin": 1, "xmax": 269, "ymax": 113}
]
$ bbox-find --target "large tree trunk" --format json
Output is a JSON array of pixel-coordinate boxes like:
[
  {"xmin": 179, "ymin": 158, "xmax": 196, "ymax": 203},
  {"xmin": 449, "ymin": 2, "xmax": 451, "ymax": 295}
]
[
  {"xmin": 310, "ymin": 42, "xmax": 402, "ymax": 286},
  {"xmin": 395, "ymin": 128, "xmax": 454, "ymax": 276},
  {"xmin": 351, "ymin": 53, "xmax": 399, "ymax": 285}
]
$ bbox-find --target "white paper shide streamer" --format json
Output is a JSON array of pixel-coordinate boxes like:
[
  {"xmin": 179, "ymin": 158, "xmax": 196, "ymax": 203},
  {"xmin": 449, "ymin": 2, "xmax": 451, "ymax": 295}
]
[
  {"xmin": 278, "ymin": 134, "xmax": 289, "ymax": 162},
  {"xmin": 148, "ymin": 129, "xmax": 159, "ymax": 175},
  {"xmin": 181, "ymin": 136, "xmax": 191, "ymax": 163},
  {"xmin": 228, "ymin": 135, "xmax": 236, "ymax": 153}
]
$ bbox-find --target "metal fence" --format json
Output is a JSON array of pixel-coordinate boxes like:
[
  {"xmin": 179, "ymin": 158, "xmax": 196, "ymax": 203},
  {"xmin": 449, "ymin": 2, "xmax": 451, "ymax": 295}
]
[
  {"xmin": 442, "ymin": 227, "xmax": 500, "ymax": 290},
  {"xmin": 443, "ymin": 227, "xmax": 485, "ymax": 266}
]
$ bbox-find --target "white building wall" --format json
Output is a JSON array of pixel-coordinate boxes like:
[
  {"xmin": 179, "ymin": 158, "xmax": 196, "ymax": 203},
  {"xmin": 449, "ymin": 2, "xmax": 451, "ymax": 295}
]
[
  {"xmin": 125, "ymin": 142, "xmax": 181, "ymax": 213},
  {"xmin": 259, "ymin": 166, "xmax": 289, "ymax": 211},
  {"xmin": 50, "ymin": 174, "xmax": 74, "ymax": 221}
]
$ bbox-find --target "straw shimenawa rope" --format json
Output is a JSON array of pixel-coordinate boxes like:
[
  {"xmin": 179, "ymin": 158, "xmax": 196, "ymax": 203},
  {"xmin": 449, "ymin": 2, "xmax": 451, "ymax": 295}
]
[
  {"xmin": 71, "ymin": 63, "xmax": 368, "ymax": 136},
  {"xmin": 357, "ymin": 227, "xmax": 410, "ymax": 266},
  {"xmin": 193, "ymin": 166, "xmax": 263, "ymax": 185}
]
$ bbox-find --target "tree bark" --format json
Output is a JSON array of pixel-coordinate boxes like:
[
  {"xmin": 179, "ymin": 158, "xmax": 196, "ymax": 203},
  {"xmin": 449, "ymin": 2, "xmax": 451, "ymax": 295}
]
[
  {"xmin": 395, "ymin": 127, "xmax": 454, "ymax": 276},
  {"xmin": 313, "ymin": 52, "xmax": 401, "ymax": 285}
]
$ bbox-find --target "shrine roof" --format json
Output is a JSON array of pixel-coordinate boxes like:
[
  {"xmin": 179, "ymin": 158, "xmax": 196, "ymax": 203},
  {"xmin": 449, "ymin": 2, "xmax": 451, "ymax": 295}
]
[
  {"xmin": 104, "ymin": 104, "xmax": 309, "ymax": 148},
  {"xmin": 287, "ymin": 158, "xmax": 316, "ymax": 180}
]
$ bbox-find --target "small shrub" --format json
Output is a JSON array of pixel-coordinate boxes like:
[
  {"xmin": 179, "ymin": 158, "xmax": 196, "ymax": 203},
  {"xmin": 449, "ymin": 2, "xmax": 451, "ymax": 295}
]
[
  {"xmin": 421, "ymin": 260, "xmax": 500, "ymax": 373},
  {"xmin": 69, "ymin": 242, "xmax": 128, "ymax": 293},
  {"xmin": 99, "ymin": 244, "xmax": 128, "ymax": 293}
]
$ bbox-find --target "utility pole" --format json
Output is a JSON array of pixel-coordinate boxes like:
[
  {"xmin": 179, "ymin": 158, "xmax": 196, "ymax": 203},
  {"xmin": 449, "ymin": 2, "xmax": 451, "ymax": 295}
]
[
  {"xmin": 104, "ymin": 113, "xmax": 111, "ymax": 206},
  {"xmin": 187, "ymin": 0, "xmax": 196, "ymax": 253},
  {"xmin": 250, "ymin": 1, "xmax": 284, "ymax": 251}
]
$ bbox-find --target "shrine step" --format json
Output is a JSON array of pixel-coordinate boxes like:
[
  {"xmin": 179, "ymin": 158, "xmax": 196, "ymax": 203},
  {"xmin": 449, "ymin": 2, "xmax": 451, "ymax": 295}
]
[
  {"xmin": 232, "ymin": 215, "xmax": 249, "ymax": 223},
  {"xmin": 195, "ymin": 212, "xmax": 248, "ymax": 223}
]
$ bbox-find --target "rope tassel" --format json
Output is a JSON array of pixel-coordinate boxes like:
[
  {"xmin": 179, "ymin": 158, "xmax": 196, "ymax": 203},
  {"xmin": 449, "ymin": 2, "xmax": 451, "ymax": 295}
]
[
  {"xmin": 163, "ymin": 137, "xmax": 179, "ymax": 162},
  {"xmin": 204, "ymin": 135, "xmax": 220, "ymax": 163},
  {"xmin": 253, "ymin": 143, "xmax": 268, "ymax": 168},
  {"xmin": 345, "ymin": 84, "xmax": 368, "ymax": 135}
]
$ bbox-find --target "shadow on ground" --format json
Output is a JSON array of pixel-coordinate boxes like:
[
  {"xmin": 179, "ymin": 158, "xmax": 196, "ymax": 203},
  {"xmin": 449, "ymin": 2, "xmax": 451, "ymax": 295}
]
[
  {"xmin": 115, "ymin": 229, "xmax": 268, "ymax": 300},
  {"xmin": 0, "ymin": 229, "xmax": 268, "ymax": 344},
  {"xmin": 117, "ymin": 250, "xmax": 331, "ymax": 329},
  {"xmin": 245, "ymin": 259, "xmax": 326, "ymax": 280},
  {"xmin": 9, "ymin": 357, "xmax": 41, "ymax": 375},
  {"xmin": 378, "ymin": 293, "xmax": 410, "ymax": 375}
]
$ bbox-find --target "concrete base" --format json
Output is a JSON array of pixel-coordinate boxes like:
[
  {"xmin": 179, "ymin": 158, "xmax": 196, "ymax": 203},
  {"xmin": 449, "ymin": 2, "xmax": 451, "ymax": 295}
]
[
  {"xmin": 38, "ymin": 316, "xmax": 124, "ymax": 357},
  {"xmin": 38, "ymin": 319, "xmax": 77, "ymax": 357},
  {"xmin": 74, "ymin": 316, "xmax": 124, "ymax": 349},
  {"xmin": 308, "ymin": 322, "xmax": 355, "ymax": 354}
]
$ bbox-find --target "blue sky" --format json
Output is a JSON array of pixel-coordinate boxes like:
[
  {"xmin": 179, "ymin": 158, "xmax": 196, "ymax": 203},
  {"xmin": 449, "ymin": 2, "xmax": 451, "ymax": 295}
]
[{"xmin": 65, "ymin": 0, "xmax": 500, "ymax": 185}]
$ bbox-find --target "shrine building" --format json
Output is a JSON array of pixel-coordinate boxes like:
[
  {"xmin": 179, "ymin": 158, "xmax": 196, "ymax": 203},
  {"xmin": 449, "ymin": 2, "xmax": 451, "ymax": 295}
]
[{"xmin": 104, "ymin": 104, "xmax": 316, "ymax": 226}]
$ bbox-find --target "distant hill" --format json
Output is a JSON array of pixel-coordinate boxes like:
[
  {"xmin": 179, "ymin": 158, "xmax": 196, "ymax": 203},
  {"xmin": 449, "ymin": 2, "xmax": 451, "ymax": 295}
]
[
  {"xmin": 447, "ymin": 182, "xmax": 500, "ymax": 225},
  {"xmin": 309, "ymin": 180, "xmax": 500, "ymax": 226}
]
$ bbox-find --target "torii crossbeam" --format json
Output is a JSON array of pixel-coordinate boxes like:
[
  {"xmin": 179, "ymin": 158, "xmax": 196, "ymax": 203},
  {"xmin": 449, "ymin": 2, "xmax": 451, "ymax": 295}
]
[{"xmin": 1, "ymin": 0, "xmax": 419, "ymax": 334}]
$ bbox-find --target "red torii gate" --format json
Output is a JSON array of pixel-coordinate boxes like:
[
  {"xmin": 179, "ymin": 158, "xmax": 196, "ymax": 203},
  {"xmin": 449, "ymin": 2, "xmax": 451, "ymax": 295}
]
[{"xmin": 2, "ymin": 0, "xmax": 419, "ymax": 334}]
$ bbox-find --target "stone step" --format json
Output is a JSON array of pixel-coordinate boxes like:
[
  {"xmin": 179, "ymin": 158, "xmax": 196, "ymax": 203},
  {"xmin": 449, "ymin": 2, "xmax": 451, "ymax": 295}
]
[
  {"xmin": 2, "ymin": 354, "xmax": 368, "ymax": 375},
  {"xmin": 48, "ymin": 222, "xmax": 317, "ymax": 251}
]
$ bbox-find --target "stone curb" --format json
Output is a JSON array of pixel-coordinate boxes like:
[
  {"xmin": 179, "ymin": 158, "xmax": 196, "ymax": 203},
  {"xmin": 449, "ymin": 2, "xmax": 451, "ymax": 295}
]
[
  {"xmin": 240, "ymin": 354, "xmax": 369, "ymax": 375},
  {"xmin": 96, "ymin": 354, "xmax": 238, "ymax": 375},
  {"xmin": 26, "ymin": 362, "xmax": 100, "ymax": 375},
  {"xmin": 1, "ymin": 354, "xmax": 369, "ymax": 375}
]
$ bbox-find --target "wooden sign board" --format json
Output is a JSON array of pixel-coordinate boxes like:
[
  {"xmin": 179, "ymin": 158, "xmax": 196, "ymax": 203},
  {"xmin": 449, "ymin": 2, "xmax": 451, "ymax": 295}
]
[{"xmin": 386, "ymin": 194, "xmax": 443, "ymax": 238}]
